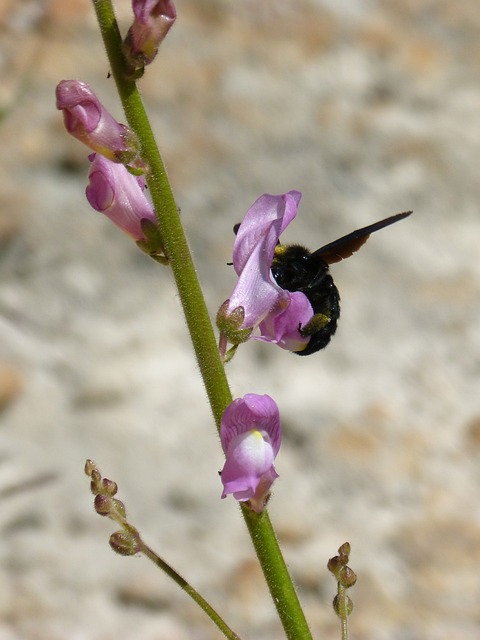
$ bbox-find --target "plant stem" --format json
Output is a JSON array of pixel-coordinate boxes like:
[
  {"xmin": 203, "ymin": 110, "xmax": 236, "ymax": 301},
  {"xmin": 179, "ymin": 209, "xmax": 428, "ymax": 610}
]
[
  {"xmin": 91, "ymin": 2, "xmax": 314, "ymax": 638},
  {"xmin": 139, "ymin": 539, "xmax": 242, "ymax": 640},
  {"xmin": 92, "ymin": 0, "xmax": 230, "ymax": 427},
  {"xmin": 242, "ymin": 506, "xmax": 314, "ymax": 639},
  {"xmin": 338, "ymin": 583, "xmax": 349, "ymax": 640}
]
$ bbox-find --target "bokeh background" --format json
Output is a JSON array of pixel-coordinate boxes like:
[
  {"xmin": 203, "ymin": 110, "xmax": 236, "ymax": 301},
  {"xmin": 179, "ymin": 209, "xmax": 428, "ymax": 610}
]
[{"xmin": 1, "ymin": 1, "xmax": 480, "ymax": 638}]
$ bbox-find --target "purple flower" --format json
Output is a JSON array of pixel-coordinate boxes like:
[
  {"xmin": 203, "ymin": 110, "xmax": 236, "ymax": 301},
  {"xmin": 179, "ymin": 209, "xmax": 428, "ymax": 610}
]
[
  {"xmin": 124, "ymin": 0, "xmax": 177, "ymax": 73},
  {"xmin": 56, "ymin": 80, "xmax": 139, "ymax": 164},
  {"xmin": 220, "ymin": 394, "xmax": 281, "ymax": 513},
  {"xmin": 217, "ymin": 191, "xmax": 313, "ymax": 354},
  {"xmin": 86, "ymin": 153, "xmax": 156, "ymax": 240}
]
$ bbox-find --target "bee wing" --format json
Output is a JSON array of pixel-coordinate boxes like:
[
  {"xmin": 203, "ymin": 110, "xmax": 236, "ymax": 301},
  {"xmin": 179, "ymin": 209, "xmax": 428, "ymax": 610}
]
[{"xmin": 311, "ymin": 211, "xmax": 412, "ymax": 264}]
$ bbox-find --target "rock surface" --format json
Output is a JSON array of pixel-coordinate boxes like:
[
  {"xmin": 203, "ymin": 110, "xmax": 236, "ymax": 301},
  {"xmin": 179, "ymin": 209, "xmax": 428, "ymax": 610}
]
[{"xmin": 1, "ymin": 1, "xmax": 480, "ymax": 638}]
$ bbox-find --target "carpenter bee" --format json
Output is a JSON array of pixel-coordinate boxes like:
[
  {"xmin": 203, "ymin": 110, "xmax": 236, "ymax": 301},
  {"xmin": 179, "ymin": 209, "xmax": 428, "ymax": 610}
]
[{"xmin": 270, "ymin": 210, "xmax": 412, "ymax": 355}]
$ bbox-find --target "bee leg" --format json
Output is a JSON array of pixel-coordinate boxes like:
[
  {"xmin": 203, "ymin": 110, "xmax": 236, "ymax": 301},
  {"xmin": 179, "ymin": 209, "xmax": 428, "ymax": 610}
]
[{"xmin": 299, "ymin": 312, "xmax": 330, "ymax": 337}]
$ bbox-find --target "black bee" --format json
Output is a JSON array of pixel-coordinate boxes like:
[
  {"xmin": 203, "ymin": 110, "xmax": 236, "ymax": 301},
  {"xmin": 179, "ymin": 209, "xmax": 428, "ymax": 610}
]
[{"xmin": 270, "ymin": 210, "xmax": 412, "ymax": 355}]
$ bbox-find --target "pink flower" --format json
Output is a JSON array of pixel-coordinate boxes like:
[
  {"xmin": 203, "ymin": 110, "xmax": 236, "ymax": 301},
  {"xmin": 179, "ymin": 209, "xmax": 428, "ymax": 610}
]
[
  {"xmin": 86, "ymin": 153, "xmax": 156, "ymax": 240},
  {"xmin": 220, "ymin": 394, "xmax": 282, "ymax": 513},
  {"xmin": 217, "ymin": 192, "xmax": 313, "ymax": 354},
  {"xmin": 124, "ymin": 0, "xmax": 177, "ymax": 73},
  {"xmin": 56, "ymin": 80, "xmax": 139, "ymax": 164}
]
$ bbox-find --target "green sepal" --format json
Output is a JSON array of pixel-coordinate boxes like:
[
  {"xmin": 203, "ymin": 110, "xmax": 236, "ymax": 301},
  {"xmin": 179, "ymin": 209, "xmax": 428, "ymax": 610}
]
[
  {"xmin": 216, "ymin": 301, "xmax": 253, "ymax": 346},
  {"xmin": 137, "ymin": 218, "xmax": 168, "ymax": 264}
]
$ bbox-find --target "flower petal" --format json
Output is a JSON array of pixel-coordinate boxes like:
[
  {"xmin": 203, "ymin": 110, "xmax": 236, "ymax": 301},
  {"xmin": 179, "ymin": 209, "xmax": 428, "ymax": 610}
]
[
  {"xmin": 220, "ymin": 394, "xmax": 281, "ymax": 512},
  {"xmin": 225, "ymin": 191, "xmax": 302, "ymax": 330},
  {"xmin": 56, "ymin": 80, "xmax": 139, "ymax": 164},
  {"xmin": 86, "ymin": 153, "xmax": 156, "ymax": 240},
  {"xmin": 258, "ymin": 290, "xmax": 313, "ymax": 351},
  {"xmin": 233, "ymin": 191, "xmax": 301, "ymax": 275},
  {"xmin": 221, "ymin": 429, "xmax": 276, "ymax": 498},
  {"xmin": 221, "ymin": 394, "xmax": 281, "ymax": 456}
]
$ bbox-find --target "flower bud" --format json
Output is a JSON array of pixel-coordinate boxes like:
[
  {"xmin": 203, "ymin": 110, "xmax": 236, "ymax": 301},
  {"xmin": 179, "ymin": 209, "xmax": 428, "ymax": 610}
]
[
  {"xmin": 124, "ymin": 0, "xmax": 177, "ymax": 76},
  {"xmin": 333, "ymin": 594, "xmax": 354, "ymax": 618},
  {"xmin": 84, "ymin": 459, "xmax": 97, "ymax": 477},
  {"xmin": 327, "ymin": 555, "xmax": 344, "ymax": 579},
  {"xmin": 338, "ymin": 566, "xmax": 357, "ymax": 589},
  {"xmin": 101, "ymin": 478, "xmax": 118, "ymax": 496},
  {"xmin": 86, "ymin": 153, "xmax": 157, "ymax": 241},
  {"xmin": 109, "ymin": 530, "xmax": 141, "ymax": 556},
  {"xmin": 110, "ymin": 498, "xmax": 127, "ymax": 521},
  {"xmin": 94, "ymin": 494, "xmax": 113, "ymax": 516},
  {"xmin": 56, "ymin": 80, "xmax": 140, "ymax": 164}
]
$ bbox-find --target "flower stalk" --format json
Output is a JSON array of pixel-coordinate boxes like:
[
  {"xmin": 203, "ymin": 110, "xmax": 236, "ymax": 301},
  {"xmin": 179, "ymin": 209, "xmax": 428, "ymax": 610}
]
[
  {"xmin": 328, "ymin": 542, "xmax": 357, "ymax": 640},
  {"xmin": 90, "ymin": 1, "xmax": 314, "ymax": 637},
  {"xmin": 85, "ymin": 460, "xmax": 241, "ymax": 640}
]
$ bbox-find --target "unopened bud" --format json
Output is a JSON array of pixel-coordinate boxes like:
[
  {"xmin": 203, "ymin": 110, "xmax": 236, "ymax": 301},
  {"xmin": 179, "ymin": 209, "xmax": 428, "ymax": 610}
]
[
  {"xmin": 109, "ymin": 529, "xmax": 141, "ymax": 556},
  {"xmin": 338, "ymin": 565, "xmax": 357, "ymax": 589},
  {"xmin": 124, "ymin": 0, "xmax": 177, "ymax": 77},
  {"xmin": 338, "ymin": 542, "xmax": 351, "ymax": 558},
  {"xmin": 109, "ymin": 498, "xmax": 127, "ymax": 520},
  {"xmin": 94, "ymin": 494, "xmax": 113, "ymax": 516},
  {"xmin": 84, "ymin": 459, "xmax": 97, "ymax": 477},
  {"xmin": 327, "ymin": 555, "xmax": 343, "ymax": 579},
  {"xmin": 56, "ymin": 80, "xmax": 140, "ymax": 164},
  {"xmin": 333, "ymin": 594, "xmax": 354, "ymax": 618},
  {"xmin": 86, "ymin": 153, "xmax": 157, "ymax": 241},
  {"xmin": 101, "ymin": 478, "xmax": 118, "ymax": 496}
]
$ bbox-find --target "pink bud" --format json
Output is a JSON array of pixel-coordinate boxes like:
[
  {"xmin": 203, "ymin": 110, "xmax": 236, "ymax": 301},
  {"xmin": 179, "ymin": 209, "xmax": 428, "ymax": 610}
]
[
  {"xmin": 86, "ymin": 153, "xmax": 156, "ymax": 240},
  {"xmin": 124, "ymin": 0, "xmax": 176, "ymax": 72},
  {"xmin": 56, "ymin": 80, "xmax": 139, "ymax": 163}
]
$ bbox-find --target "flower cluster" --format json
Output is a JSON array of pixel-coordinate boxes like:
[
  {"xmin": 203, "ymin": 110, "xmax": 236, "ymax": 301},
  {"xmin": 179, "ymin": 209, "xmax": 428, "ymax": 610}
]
[
  {"xmin": 55, "ymin": 2, "xmax": 178, "ymax": 250},
  {"xmin": 56, "ymin": 79, "xmax": 158, "ymax": 245},
  {"xmin": 57, "ymin": 3, "xmax": 289, "ymax": 515}
]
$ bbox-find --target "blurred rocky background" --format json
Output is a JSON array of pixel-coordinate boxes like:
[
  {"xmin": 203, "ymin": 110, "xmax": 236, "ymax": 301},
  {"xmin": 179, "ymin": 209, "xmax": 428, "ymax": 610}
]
[{"xmin": 1, "ymin": 0, "xmax": 480, "ymax": 638}]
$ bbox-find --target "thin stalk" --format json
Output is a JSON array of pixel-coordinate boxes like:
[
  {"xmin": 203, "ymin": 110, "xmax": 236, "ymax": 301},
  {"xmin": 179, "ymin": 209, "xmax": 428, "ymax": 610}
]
[
  {"xmin": 337, "ymin": 583, "xmax": 349, "ymax": 640},
  {"xmin": 92, "ymin": 0, "xmax": 230, "ymax": 426},
  {"xmin": 139, "ymin": 539, "xmax": 241, "ymax": 640}
]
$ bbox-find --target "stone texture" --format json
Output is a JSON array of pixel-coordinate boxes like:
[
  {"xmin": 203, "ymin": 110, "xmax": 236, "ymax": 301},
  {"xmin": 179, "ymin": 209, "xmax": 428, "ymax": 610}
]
[{"xmin": 1, "ymin": 1, "xmax": 480, "ymax": 638}]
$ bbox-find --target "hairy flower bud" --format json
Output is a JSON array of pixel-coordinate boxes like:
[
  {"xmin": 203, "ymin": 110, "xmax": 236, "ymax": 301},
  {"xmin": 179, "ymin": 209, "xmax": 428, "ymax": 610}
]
[
  {"xmin": 333, "ymin": 594, "xmax": 354, "ymax": 618},
  {"xmin": 101, "ymin": 478, "xmax": 118, "ymax": 496},
  {"xmin": 56, "ymin": 80, "xmax": 139, "ymax": 164},
  {"xmin": 109, "ymin": 530, "xmax": 141, "ymax": 556},
  {"xmin": 124, "ymin": 0, "xmax": 176, "ymax": 76},
  {"xmin": 86, "ymin": 153, "xmax": 157, "ymax": 241},
  {"xmin": 94, "ymin": 494, "xmax": 113, "ymax": 516}
]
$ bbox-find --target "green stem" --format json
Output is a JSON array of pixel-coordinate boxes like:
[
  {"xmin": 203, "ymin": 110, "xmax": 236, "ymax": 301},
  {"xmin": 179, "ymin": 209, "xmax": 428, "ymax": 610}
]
[
  {"xmin": 92, "ymin": 0, "xmax": 230, "ymax": 426},
  {"xmin": 91, "ymin": 2, "xmax": 313, "ymax": 638},
  {"xmin": 242, "ymin": 506, "xmax": 314, "ymax": 639},
  {"xmin": 337, "ymin": 583, "xmax": 349, "ymax": 640},
  {"xmin": 139, "ymin": 538, "xmax": 241, "ymax": 640}
]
